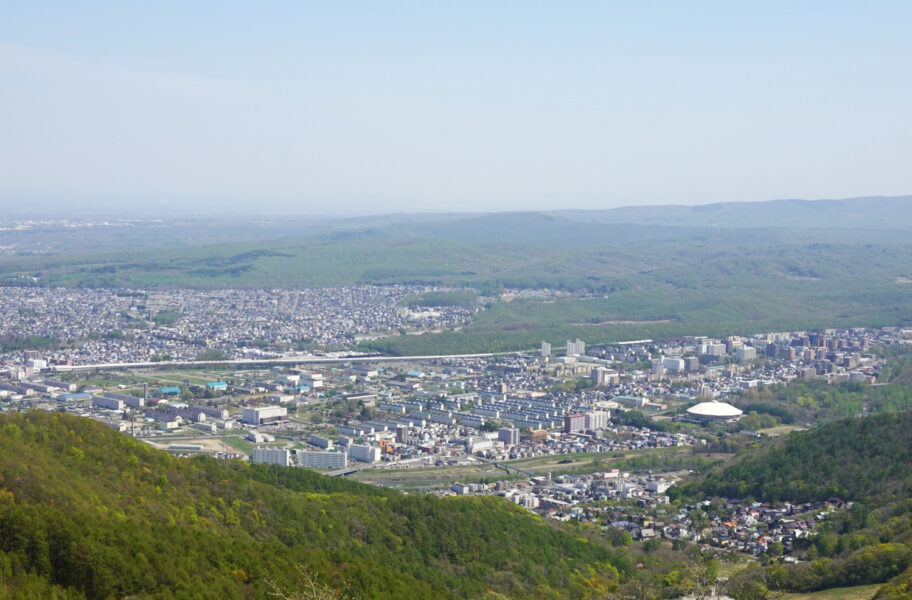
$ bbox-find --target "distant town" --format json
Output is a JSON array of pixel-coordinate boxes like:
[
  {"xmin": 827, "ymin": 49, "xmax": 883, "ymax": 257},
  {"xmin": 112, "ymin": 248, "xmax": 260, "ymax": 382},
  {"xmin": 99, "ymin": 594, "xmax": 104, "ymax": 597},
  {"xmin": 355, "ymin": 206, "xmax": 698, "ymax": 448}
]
[{"xmin": 0, "ymin": 285, "xmax": 480, "ymax": 365}]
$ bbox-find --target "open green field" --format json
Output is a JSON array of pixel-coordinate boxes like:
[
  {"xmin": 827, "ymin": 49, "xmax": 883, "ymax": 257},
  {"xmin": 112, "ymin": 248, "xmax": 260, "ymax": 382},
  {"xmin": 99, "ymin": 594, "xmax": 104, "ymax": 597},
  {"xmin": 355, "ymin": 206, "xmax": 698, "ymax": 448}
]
[
  {"xmin": 351, "ymin": 463, "xmax": 509, "ymax": 490},
  {"xmin": 757, "ymin": 424, "xmax": 807, "ymax": 436},
  {"xmin": 715, "ymin": 561, "xmax": 752, "ymax": 579},
  {"xmin": 221, "ymin": 436, "xmax": 255, "ymax": 454},
  {"xmin": 774, "ymin": 584, "xmax": 881, "ymax": 600},
  {"xmin": 351, "ymin": 447, "xmax": 721, "ymax": 490},
  {"xmin": 68, "ymin": 367, "xmax": 260, "ymax": 391}
]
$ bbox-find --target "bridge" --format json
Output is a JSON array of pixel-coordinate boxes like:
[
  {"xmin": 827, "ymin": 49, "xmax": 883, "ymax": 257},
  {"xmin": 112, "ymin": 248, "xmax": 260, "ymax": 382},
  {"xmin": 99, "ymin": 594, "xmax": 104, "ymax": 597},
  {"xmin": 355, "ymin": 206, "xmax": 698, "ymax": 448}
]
[{"xmin": 492, "ymin": 462, "xmax": 537, "ymax": 479}]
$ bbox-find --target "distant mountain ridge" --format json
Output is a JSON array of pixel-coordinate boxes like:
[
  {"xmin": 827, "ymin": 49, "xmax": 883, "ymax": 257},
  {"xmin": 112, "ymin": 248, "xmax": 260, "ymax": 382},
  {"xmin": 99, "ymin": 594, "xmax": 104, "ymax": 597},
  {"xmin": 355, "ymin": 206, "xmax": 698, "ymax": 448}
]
[
  {"xmin": 550, "ymin": 195, "xmax": 912, "ymax": 230},
  {"xmin": 316, "ymin": 195, "xmax": 912, "ymax": 240},
  {"xmin": 1, "ymin": 196, "xmax": 908, "ymax": 260}
]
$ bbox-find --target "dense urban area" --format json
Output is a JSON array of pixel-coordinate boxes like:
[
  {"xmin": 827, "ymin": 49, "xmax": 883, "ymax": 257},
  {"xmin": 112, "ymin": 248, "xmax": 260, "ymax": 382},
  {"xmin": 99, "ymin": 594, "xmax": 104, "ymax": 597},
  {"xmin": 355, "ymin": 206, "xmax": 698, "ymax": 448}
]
[
  {"xmin": 3, "ymin": 2, "xmax": 911, "ymax": 595},
  {"xmin": 3, "ymin": 283, "xmax": 910, "ymax": 572},
  {"xmin": 0, "ymin": 285, "xmax": 480, "ymax": 364}
]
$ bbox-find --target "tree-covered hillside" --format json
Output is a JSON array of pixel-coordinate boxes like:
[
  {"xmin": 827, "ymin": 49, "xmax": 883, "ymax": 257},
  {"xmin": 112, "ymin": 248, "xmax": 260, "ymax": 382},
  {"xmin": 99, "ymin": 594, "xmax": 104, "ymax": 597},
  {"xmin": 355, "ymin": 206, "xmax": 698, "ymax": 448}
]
[
  {"xmin": 667, "ymin": 410, "xmax": 912, "ymax": 599},
  {"xmin": 731, "ymin": 378, "xmax": 912, "ymax": 426},
  {"xmin": 0, "ymin": 412, "xmax": 631, "ymax": 599},
  {"xmin": 674, "ymin": 410, "xmax": 912, "ymax": 504}
]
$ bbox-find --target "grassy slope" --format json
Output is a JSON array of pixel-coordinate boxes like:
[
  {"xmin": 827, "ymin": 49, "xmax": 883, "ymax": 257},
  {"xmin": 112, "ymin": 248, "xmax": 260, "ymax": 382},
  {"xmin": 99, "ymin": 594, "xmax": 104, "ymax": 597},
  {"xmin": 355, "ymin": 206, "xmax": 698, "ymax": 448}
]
[{"xmin": 776, "ymin": 584, "xmax": 881, "ymax": 600}]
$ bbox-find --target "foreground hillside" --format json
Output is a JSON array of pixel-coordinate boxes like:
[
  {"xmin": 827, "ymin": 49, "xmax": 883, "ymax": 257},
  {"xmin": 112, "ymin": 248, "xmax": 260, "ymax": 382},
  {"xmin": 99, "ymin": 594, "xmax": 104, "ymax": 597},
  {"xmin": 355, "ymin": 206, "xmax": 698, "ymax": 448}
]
[
  {"xmin": 673, "ymin": 411, "xmax": 912, "ymax": 598},
  {"xmin": 0, "ymin": 412, "xmax": 629, "ymax": 599}
]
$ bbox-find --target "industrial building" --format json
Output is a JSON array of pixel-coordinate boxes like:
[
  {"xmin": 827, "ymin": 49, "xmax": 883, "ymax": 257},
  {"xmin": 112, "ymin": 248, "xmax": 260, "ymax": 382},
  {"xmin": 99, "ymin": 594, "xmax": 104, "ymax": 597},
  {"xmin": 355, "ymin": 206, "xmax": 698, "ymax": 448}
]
[
  {"xmin": 241, "ymin": 405, "xmax": 287, "ymax": 425},
  {"xmin": 298, "ymin": 372, "xmax": 324, "ymax": 389},
  {"xmin": 92, "ymin": 396, "xmax": 123, "ymax": 411},
  {"xmin": 57, "ymin": 392, "xmax": 92, "ymax": 402},
  {"xmin": 190, "ymin": 405, "xmax": 230, "ymax": 420},
  {"xmin": 103, "ymin": 391, "xmax": 144, "ymax": 408}
]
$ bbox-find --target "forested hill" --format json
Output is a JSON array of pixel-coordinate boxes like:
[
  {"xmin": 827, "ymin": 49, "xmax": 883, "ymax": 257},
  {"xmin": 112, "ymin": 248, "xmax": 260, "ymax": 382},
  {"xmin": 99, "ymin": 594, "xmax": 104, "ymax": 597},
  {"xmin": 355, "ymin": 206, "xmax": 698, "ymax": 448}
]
[
  {"xmin": 675, "ymin": 410, "xmax": 912, "ymax": 503},
  {"xmin": 0, "ymin": 412, "xmax": 631, "ymax": 599},
  {"xmin": 687, "ymin": 411, "xmax": 912, "ymax": 598},
  {"xmin": 554, "ymin": 195, "xmax": 912, "ymax": 230}
]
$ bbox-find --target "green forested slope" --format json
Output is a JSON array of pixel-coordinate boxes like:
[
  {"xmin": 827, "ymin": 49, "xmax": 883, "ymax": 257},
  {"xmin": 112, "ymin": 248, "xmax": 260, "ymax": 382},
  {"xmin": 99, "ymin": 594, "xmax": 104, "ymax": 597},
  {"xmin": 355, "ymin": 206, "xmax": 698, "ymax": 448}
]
[
  {"xmin": 676, "ymin": 410, "xmax": 912, "ymax": 504},
  {"xmin": 671, "ymin": 411, "xmax": 912, "ymax": 598},
  {"xmin": 732, "ymin": 379, "xmax": 912, "ymax": 427},
  {"xmin": 0, "ymin": 412, "xmax": 629, "ymax": 599}
]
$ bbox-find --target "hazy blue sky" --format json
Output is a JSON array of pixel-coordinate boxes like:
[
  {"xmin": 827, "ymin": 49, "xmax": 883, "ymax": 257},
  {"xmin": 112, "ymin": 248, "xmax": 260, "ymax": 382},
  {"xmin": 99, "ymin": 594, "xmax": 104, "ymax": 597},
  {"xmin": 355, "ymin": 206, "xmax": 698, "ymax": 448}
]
[{"xmin": 1, "ymin": 1, "xmax": 910, "ymax": 215}]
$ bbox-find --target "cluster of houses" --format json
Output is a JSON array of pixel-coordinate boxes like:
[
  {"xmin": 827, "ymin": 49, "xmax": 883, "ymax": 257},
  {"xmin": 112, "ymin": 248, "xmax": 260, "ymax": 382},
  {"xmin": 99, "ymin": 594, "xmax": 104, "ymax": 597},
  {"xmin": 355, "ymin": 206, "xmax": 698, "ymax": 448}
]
[
  {"xmin": 599, "ymin": 497, "xmax": 842, "ymax": 559},
  {"xmin": 0, "ymin": 285, "xmax": 479, "ymax": 366}
]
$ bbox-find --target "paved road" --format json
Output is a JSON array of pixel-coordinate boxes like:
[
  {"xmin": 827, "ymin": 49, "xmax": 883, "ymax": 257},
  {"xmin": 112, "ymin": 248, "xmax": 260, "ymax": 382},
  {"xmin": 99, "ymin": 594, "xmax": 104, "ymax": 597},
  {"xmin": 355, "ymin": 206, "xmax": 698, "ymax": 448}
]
[{"xmin": 50, "ymin": 350, "xmax": 532, "ymax": 372}]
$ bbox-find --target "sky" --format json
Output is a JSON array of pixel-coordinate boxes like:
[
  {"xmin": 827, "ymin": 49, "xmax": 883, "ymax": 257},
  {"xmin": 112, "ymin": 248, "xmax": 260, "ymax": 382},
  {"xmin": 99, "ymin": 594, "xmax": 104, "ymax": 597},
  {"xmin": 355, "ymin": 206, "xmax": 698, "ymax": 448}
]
[{"xmin": 1, "ymin": 1, "xmax": 910, "ymax": 216}]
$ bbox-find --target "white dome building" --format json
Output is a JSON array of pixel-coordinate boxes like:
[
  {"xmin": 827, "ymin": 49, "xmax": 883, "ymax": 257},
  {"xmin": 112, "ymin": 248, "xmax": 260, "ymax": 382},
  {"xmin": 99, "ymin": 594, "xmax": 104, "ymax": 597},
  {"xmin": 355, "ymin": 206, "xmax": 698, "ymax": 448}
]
[{"xmin": 686, "ymin": 399, "xmax": 743, "ymax": 423}]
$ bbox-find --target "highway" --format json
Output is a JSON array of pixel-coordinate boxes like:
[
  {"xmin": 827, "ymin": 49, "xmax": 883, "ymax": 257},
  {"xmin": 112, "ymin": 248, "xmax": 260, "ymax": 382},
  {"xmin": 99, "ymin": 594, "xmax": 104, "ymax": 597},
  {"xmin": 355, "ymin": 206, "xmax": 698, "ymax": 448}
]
[
  {"xmin": 46, "ymin": 336, "xmax": 664, "ymax": 373},
  {"xmin": 49, "ymin": 350, "xmax": 532, "ymax": 373}
]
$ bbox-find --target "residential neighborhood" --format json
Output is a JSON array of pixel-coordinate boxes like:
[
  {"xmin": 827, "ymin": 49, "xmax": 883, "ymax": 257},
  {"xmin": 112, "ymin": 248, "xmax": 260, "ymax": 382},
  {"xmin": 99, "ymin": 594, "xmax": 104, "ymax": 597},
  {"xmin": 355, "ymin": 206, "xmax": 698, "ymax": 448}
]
[{"xmin": 2, "ymin": 284, "xmax": 910, "ymax": 567}]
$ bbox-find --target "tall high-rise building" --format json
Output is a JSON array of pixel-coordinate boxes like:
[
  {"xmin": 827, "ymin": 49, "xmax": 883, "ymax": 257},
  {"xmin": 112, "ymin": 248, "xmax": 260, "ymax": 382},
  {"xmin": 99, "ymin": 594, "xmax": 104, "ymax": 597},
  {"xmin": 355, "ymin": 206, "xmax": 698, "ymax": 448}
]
[
  {"xmin": 736, "ymin": 346, "xmax": 757, "ymax": 361},
  {"xmin": 541, "ymin": 341, "xmax": 551, "ymax": 358},
  {"xmin": 564, "ymin": 413, "xmax": 587, "ymax": 433},
  {"xmin": 585, "ymin": 411, "xmax": 610, "ymax": 430},
  {"xmin": 498, "ymin": 428, "xmax": 520, "ymax": 445},
  {"xmin": 566, "ymin": 339, "xmax": 586, "ymax": 356},
  {"xmin": 592, "ymin": 367, "xmax": 619, "ymax": 386}
]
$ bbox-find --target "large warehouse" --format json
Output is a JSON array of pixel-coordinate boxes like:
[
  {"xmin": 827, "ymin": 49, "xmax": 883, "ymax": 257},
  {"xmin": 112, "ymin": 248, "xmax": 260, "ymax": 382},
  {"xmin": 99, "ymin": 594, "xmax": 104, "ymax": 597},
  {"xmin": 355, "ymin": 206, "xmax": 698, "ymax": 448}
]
[
  {"xmin": 686, "ymin": 400, "xmax": 743, "ymax": 423},
  {"xmin": 241, "ymin": 405, "xmax": 287, "ymax": 426}
]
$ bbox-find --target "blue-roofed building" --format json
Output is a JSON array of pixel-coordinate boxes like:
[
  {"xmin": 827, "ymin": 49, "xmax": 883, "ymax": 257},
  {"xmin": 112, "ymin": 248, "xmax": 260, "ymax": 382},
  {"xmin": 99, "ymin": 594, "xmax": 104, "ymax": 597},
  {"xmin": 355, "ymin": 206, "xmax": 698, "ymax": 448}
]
[
  {"xmin": 57, "ymin": 392, "xmax": 93, "ymax": 402},
  {"xmin": 160, "ymin": 386, "xmax": 181, "ymax": 396},
  {"xmin": 206, "ymin": 381, "xmax": 228, "ymax": 392}
]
